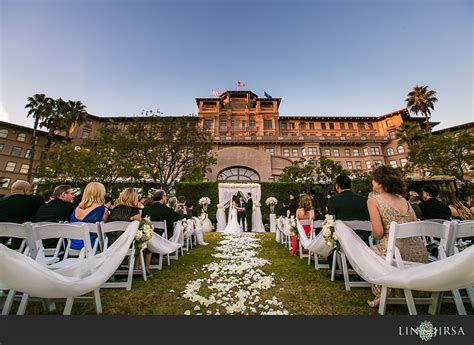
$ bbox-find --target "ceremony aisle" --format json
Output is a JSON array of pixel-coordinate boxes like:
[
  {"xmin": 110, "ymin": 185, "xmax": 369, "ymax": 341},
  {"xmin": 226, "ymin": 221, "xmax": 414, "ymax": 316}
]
[{"xmin": 22, "ymin": 233, "xmax": 465, "ymax": 315}]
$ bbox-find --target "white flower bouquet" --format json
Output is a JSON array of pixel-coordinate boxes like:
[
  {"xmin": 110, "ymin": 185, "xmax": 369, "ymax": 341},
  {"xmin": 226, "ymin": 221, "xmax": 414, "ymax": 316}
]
[
  {"xmin": 134, "ymin": 217, "xmax": 154, "ymax": 256},
  {"xmin": 265, "ymin": 197, "xmax": 278, "ymax": 213},
  {"xmin": 322, "ymin": 214, "xmax": 340, "ymax": 251},
  {"xmin": 199, "ymin": 197, "xmax": 211, "ymax": 212}
]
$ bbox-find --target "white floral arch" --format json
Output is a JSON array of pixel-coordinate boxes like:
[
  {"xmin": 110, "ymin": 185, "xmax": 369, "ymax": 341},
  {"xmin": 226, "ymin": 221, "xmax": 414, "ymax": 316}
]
[{"xmin": 216, "ymin": 183, "xmax": 265, "ymax": 232}]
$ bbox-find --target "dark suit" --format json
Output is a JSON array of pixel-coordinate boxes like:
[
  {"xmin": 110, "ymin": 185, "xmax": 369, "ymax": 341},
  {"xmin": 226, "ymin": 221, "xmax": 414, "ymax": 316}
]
[
  {"xmin": 245, "ymin": 197, "xmax": 253, "ymax": 232},
  {"xmin": 237, "ymin": 199, "xmax": 247, "ymax": 231},
  {"xmin": 0, "ymin": 193, "xmax": 44, "ymax": 248},
  {"xmin": 142, "ymin": 202, "xmax": 182, "ymax": 238},
  {"xmin": 419, "ymin": 198, "xmax": 452, "ymax": 220},
  {"xmin": 327, "ymin": 190, "xmax": 370, "ymax": 244},
  {"xmin": 35, "ymin": 199, "xmax": 75, "ymax": 223},
  {"xmin": 288, "ymin": 199, "xmax": 298, "ymax": 217}
]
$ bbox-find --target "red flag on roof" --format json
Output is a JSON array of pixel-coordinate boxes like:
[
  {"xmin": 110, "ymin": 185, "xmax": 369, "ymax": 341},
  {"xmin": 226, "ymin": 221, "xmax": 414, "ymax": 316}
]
[
  {"xmin": 237, "ymin": 81, "xmax": 245, "ymax": 87},
  {"xmin": 211, "ymin": 90, "xmax": 219, "ymax": 97}
]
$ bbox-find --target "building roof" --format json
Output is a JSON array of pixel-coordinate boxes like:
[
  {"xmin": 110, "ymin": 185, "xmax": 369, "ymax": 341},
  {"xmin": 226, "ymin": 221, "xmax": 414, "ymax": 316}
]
[
  {"xmin": 0, "ymin": 120, "xmax": 51, "ymax": 136},
  {"xmin": 432, "ymin": 122, "xmax": 474, "ymax": 134}
]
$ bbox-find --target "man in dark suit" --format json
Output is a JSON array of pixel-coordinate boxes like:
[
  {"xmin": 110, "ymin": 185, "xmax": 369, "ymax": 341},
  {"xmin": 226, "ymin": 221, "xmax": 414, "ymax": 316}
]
[
  {"xmin": 327, "ymin": 174, "xmax": 370, "ymax": 244},
  {"xmin": 287, "ymin": 193, "xmax": 298, "ymax": 217},
  {"xmin": 0, "ymin": 180, "xmax": 44, "ymax": 248},
  {"xmin": 237, "ymin": 194, "xmax": 247, "ymax": 231},
  {"xmin": 419, "ymin": 184, "xmax": 452, "ymax": 220},
  {"xmin": 245, "ymin": 193, "xmax": 253, "ymax": 232},
  {"xmin": 142, "ymin": 189, "xmax": 182, "ymax": 238},
  {"xmin": 35, "ymin": 185, "xmax": 76, "ymax": 223}
]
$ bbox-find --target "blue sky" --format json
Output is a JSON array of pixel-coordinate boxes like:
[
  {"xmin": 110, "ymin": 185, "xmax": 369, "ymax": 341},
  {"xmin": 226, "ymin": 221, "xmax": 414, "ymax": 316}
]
[{"xmin": 1, "ymin": 0, "xmax": 472, "ymax": 130}]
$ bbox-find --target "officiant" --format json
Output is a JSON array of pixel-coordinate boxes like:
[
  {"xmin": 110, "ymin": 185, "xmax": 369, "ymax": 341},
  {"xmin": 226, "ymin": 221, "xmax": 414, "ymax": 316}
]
[{"xmin": 237, "ymin": 194, "xmax": 247, "ymax": 231}]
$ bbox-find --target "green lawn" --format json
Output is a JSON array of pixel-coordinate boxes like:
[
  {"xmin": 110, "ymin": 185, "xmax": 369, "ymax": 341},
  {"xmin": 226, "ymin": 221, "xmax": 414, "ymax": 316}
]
[{"xmin": 23, "ymin": 232, "xmax": 469, "ymax": 315}]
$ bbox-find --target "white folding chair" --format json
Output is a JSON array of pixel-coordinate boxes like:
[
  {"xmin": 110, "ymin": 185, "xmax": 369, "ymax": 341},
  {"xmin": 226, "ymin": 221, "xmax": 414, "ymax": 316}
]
[
  {"xmin": 19, "ymin": 223, "xmax": 102, "ymax": 315},
  {"xmin": 27, "ymin": 222, "xmax": 67, "ymax": 265},
  {"xmin": 62, "ymin": 222, "xmax": 101, "ymax": 260},
  {"xmin": 298, "ymin": 219, "xmax": 313, "ymax": 260},
  {"xmin": 310, "ymin": 220, "xmax": 331, "ymax": 269},
  {"xmin": 0, "ymin": 223, "xmax": 37, "ymax": 315},
  {"xmin": 378, "ymin": 220, "xmax": 454, "ymax": 315},
  {"xmin": 99, "ymin": 221, "xmax": 147, "ymax": 290},
  {"xmin": 151, "ymin": 221, "xmax": 170, "ymax": 266},
  {"xmin": 332, "ymin": 220, "xmax": 372, "ymax": 290}
]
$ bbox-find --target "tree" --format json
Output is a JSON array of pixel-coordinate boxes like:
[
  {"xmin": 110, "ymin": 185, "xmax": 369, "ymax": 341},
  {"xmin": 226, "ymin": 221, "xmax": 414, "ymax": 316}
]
[
  {"xmin": 41, "ymin": 98, "xmax": 68, "ymax": 151},
  {"xmin": 25, "ymin": 94, "xmax": 54, "ymax": 182},
  {"xmin": 126, "ymin": 115, "xmax": 216, "ymax": 193},
  {"xmin": 407, "ymin": 131, "xmax": 474, "ymax": 181},
  {"xmin": 349, "ymin": 169, "xmax": 372, "ymax": 196},
  {"xmin": 278, "ymin": 158, "xmax": 316, "ymax": 193},
  {"xmin": 63, "ymin": 100, "xmax": 88, "ymax": 141},
  {"xmin": 314, "ymin": 156, "xmax": 347, "ymax": 194},
  {"xmin": 396, "ymin": 121, "xmax": 425, "ymax": 146},
  {"xmin": 405, "ymin": 85, "xmax": 438, "ymax": 135}
]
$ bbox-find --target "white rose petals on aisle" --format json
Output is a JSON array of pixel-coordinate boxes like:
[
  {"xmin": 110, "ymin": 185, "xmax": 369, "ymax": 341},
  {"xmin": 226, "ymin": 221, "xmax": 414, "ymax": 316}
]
[{"xmin": 181, "ymin": 233, "xmax": 289, "ymax": 315}]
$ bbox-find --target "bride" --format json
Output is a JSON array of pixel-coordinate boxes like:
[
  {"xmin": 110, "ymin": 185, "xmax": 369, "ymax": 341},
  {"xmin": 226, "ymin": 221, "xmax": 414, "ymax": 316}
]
[{"xmin": 223, "ymin": 197, "xmax": 243, "ymax": 233}]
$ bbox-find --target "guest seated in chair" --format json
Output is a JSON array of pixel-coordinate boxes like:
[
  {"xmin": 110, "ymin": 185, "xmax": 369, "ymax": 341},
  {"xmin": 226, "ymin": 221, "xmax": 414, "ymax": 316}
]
[
  {"xmin": 438, "ymin": 190, "xmax": 472, "ymax": 221},
  {"xmin": 35, "ymin": 184, "xmax": 76, "ymax": 223},
  {"xmin": 419, "ymin": 184, "xmax": 452, "ymax": 220},
  {"xmin": 142, "ymin": 189, "xmax": 182, "ymax": 239},
  {"xmin": 290, "ymin": 194, "xmax": 314, "ymax": 256}
]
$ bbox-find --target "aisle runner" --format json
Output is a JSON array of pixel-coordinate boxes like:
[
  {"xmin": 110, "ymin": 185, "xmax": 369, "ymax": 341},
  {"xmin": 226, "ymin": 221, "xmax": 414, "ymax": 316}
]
[{"xmin": 181, "ymin": 233, "xmax": 289, "ymax": 315}]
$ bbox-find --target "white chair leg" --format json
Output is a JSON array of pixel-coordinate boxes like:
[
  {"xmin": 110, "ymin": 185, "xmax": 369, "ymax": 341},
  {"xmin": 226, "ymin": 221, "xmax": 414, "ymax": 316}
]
[
  {"xmin": 158, "ymin": 254, "xmax": 163, "ymax": 270},
  {"xmin": 93, "ymin": 289, "xmax": 102, "ymax": 314},
  {"xmin": 63, "ymin": 297, "xmax": 74, "ymax": 315},
  {"xmin": 428, "ymin": 292, "xmax": 443, "ymax": 315},
  {"xmin": 2, "ymin": 290, "xmax": 16, "ymax": 315},
  {"xmin": 314, "ymin": 253, "xmax": 319, "ymax": 270},
  {"xmin": 378, "ymin": 287, "xmax": 388, "ymax": 315},
  {"xmin": 340, "ymin": 252, "xmax": 350, "ymax": 291},
  {"xmin": 140, "ymin": 252, "xmax": 147, "ymax": 281},
  {"xmin": 167, "ymin": 254, "xmax": 170, "ymax": 266},
  {"xmin": 331, "ymin": 253, "xmax": 337, "ymax": 281},
  {"xmin": 16, "ymin": 293, "xmax": 29, "ymax": 315},
  {"xmin": 41, "ymin": 299, "xmax": 56, "ymax": 312},
  {"xmin": 404, "ymin": 289, "xmax": 417, "ymax": 315},
  {"xmin": 299, "ymin": 241, "xmax": 303, "ymax": 259},
  {"xmin": 452, "ymin": 289, "xmax": 467, "ymax": 315},
  {"xmin": 466, "ymin": 287, "xmax": 474, "ymax": 308}
]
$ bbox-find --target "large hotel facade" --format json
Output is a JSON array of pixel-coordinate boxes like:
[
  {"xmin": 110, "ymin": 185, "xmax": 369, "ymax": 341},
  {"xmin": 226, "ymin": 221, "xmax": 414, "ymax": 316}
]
[{"xmin": 0, "ymin": 90, "xmax": 442, "ymax": 195}]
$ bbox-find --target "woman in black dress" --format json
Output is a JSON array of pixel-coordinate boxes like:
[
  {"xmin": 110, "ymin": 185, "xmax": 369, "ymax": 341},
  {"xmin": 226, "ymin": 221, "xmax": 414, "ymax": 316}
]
[{"xmin": 107, "ymin": 188, "xmax": 142, "ymax": 245}]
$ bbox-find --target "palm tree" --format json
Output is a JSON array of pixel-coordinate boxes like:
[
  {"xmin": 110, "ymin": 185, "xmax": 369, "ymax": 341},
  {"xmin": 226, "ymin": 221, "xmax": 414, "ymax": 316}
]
[
  {"xmin": 405, "ymin": 85, "xmax": 438, "ymax": 135},
  {"xmin": 63, "ymin": 100, "xmax": 88, "ymax": 141},
  {"xmin": 25, "ymin": 94, "xmax": 53, "ymax": 182},
  {"xmin": 41, "ymin": 98, "xmax": 68, "ymax": 151},
  {"xmin": 396, "ymin": 122, "xmax": 425, "ymax": 146}
]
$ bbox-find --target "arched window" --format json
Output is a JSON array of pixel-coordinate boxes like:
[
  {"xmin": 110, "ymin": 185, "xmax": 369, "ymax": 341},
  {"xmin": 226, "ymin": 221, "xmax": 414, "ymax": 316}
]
[
  {"xmin": 17, "ymin": 132, "xmax": 27, "ymax": 142},
  {"xmin": 397, "ymin": 145, "xmax": 405, "ymax": 154},
  {"xmin": 387, "ymin": 148, "xmax": 394, "ymax": 156},
  {"xmin": 217, "ymin": 166, "xmax": 260, "ymax": 182},
  {"xmin": 0, "ymin": 129, "xmax": 8, "ymax": 138}
]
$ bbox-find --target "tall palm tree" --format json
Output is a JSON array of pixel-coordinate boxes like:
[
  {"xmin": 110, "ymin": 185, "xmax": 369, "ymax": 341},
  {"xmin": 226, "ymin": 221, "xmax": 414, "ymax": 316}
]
[
  {"xmin": 396, "ymin": 122, "xmax": 425, "ymax": 146},
  {"xmin": 405, "ymin": 85, "xmax": 438, "ymax": 135},
  {"xmin": 63, "ymin": 100, "xmax": 88, "ymax": 141},
  {"xmin": 41, "ymin": 98, "xmax": 67, "ymax": 151},
  {"xmin": 25, "ymin": 94, "xmax": 53, "ymax": 182}
]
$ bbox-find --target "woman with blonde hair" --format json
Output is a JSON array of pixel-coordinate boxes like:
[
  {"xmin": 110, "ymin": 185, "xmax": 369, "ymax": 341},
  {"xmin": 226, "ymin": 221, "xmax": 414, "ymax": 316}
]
[
  {"xmin": 106, "ymin": 188, "xmax": 142, "ymax": 243},
  {"xmin": 290, "ymin": 194, "xmax": 314, "ymax": 256},
  {"xmin": 70, "ymin": 182, "xmax": 109, "ymax": 249},
  {"xmin": 438, "ymin": 190, "xmax": 472, "ymax": 220}
]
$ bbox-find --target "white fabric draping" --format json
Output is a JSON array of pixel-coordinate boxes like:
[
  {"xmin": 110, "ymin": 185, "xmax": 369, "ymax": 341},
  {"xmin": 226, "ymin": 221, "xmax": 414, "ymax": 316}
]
[
  {"xmin": 335, "ymin": 221, "xmax": 474, "ymax": 291},
  {"xmin": 193, "ymin": 217, "xmax": 209, "ymax": 246},
  {"xmin": 0, "ymin": 222, "xmax": 138, "ymax": 298},
  {"xmin": 296, "ymin": 220, "xmax": 334, "ymax": 258},
  {"xmin": 216, "ymin": 206, "xmax": 227, "ymax": 231},
  {"xmin": 147, "ymin": 233, "xmax": 182, "ymax": 255},
  {"xmin": 201, "ymin": 214, "xmax": 214, "ymax": 232},
  {"xmin": 269, "ymin": 214, "xmax": 276, "ymax": 233},
  {"xmin": 217, "ymin": 183, "xmax": 264, "ymax": 233}
]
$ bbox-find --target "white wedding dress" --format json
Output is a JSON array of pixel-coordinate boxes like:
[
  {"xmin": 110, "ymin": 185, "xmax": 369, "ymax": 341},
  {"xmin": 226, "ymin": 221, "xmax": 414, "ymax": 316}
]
[{"xmin": 223, "ymin": 206, "xmax": 242, "ymax": 234}]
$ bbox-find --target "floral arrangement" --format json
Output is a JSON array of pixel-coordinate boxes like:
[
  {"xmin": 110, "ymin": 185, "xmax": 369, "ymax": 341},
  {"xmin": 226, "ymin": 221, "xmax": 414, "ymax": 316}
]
[
  {"xmin": 275, "ymin": 216, "xmax": 284, "ymax": 230},
  {"xmin": 253, "ymin": 202, "xmax": 261, "ymax": 211},
  {"xmin": 289, "ymin": 215, "xmax": 298, "ymax": 236},
  {"xmin": 134, "ymin": 217, "xmax": 154, "ymax": 257},
  {"xmin": 322, "ymin": 214, "xmax": 340, "ymax": 251},
  {"xmin": 265, "ymin": 197, "xmax": 278, "ymax": 206},
  {"xmin": 199, "ymin": 197, "xmax": 211, "ymax": 212}
]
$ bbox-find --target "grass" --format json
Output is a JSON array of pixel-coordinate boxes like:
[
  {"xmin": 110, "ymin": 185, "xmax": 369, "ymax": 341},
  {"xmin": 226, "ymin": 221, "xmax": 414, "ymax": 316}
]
[{"xmin": 22, "ymin": 232, "xmax": 471, "ymax": 315}]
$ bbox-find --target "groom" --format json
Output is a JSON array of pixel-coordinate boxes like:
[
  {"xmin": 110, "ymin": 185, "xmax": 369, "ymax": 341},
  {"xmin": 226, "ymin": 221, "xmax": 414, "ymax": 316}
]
[
  {"xmin": 245, "ymin": 192, "xmax": 253, "ymax": 232},
  {"xmin": 237, "ymin": 194, "xmax": 247, "ymax": 231}
]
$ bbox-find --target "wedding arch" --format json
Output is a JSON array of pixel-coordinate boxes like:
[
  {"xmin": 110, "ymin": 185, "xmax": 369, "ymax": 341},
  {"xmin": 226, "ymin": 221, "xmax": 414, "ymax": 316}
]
[{"xmin": 216, "ymin": 183, "xmax": 265, "ymax": 232}]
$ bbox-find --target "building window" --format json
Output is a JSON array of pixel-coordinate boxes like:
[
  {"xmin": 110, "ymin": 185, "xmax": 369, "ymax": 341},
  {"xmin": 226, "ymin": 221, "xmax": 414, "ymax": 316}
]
[
  {"xmin": 309, "ymin": 122, "xmax": 314, "ymax": 129},
  {"xmin": 242, "ymin": 120, "xmax": 247, "ymax": 128},
  {"xmin": 353, "ymin": 149, "xmax": 359, "ymax": 156},
  {"xmin": 397, "ymin": 145, "xmax": 405, "ymax": 154},
  {"xmin": 289, "ymin": 123, "xmax": 295, "ymax": 130},
  {"xmin": 374, "ymin": 160, "xmax": 383, "ymax": 167},
  {"xmin": 348, "ymin": 123, "xmax": 353, "ymax": 130},
  {"xmin": 301, "ymin": 148, "xmax": 306, "ymax": 156},
  {"xmin": 249, "ymin": 119, "xmax": 256, "ymax": 128},
  {"xmin": 358, "ymin": 123, "xmax": 366, "ymax": 130},
  {"xmin": 387, "ymin": 148, "xmax": 394, "ymax": 156},
  {"xmin": 265, "ymin": 148, "xmax": 275, "ymax": 155},
  {"xmin": 0, "ymin": 143, "xmax": 3, "ymax": 151},
  {"xmin": 220, "ymin": 119, "xmax": 227, "ymax": 128},
  {"xmin": 324, "ymin": 148, "xmax": 331, "ymax": 156},
  {"xmin": 387, "ymin": 120, "xmax": 394, "ymax": 127},
  {"xmin": 339, "ymin": 122, "xmax": 345, "ymax": 130},
  {"xmin": 347, "ymin": 161, "xmax": 353, "ymax": 170},
  {"xmin": 231, "ymin": 119, "xmax": 235, "ymax": 128},
  {"xmin": 82, "ymin": 131, "xmax": 90, "ymax": 139},
  {"xmin": 367, "ymin": 123, "xmax": 374, "ymax": 129},
  {"xmin": 363, "ymin": 148, "xmax": 369, "ymax": 156},
  {"xmin": 25, "ymin": 149, "xmax": 32, "ymax": 158},
  {"xmin": 0, "ymin": 129, "xmax": 8, "ymax": 138},
  {"xmin": 329, "ymin": 123, "xmax": 335, "ymax": 130},
  {"xmin": 1, "ymin": 177, "xmax": 11, "ymax": 188},
  {"xmin": 344, "ymin": 148, "xmax": 350, "ymax": 156},
  {"xmin": 11, "ymin": 146, "xmax": 21, "ymax": 156},
  {"xmin": 203, "ymin": 120, "xmax": 213, "ymax": 129},
  {"xmin": 389, "ymin": 131, "xmax": 397, "ymax": 139},
  {"xmin": 355, "ymin": 161, "xmax": 362, "ymax": 169},
  {"xmin": 5, "ymin": 161, "xmax": 16, "ymax": 172},
  {"xmin": 280, "ymin": 122, "xmax": 287, "ymax": 129},
  {"xmin": 264, "ymin": 120, "xmax": 272, "ymax": 130},
  {"xmin": 333, "ymin": 149, "xmax": 339, "ymax": 157},
  {"xmin": 400, "ymin": 158, "xmax": 408, "ymax": 167},
  {"xmin": 299, "ymin": 122, "xmax": 306, "ymax": 129},
  {"xmin": 389, "ymin": 160, "xmax": 397, "ymax": 168},
  {"xmin": 17, "ymin": 133, "xmax": 27, "ymax": 142},
  {"xmin": 292, "ymin": 148, "xmax": 299, "ymax": 157},
  {"xmin": 283, "ymin": 148, "xmax": 290, "ymax": 157},
  {"xmin": 370, "ymin": 147, "xmax": 380, "ymax": 155},
  {"xmin": 308, "ymin": 147, "xmax": 317, "ymax": 155},
  {"xmin": 365, "ymin": 161, "xmax": 371, "ymax": 169},
  {"xmin": 321, "ymin": 123, "xmax": 326, "ymax": 130},
  {"xmin": 20, "ymin": 164, "xmax": 29, "ymax": 174},
  {"xmin": 217, "ymin": 167, "xmax": 260, "ymax": 182}
]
